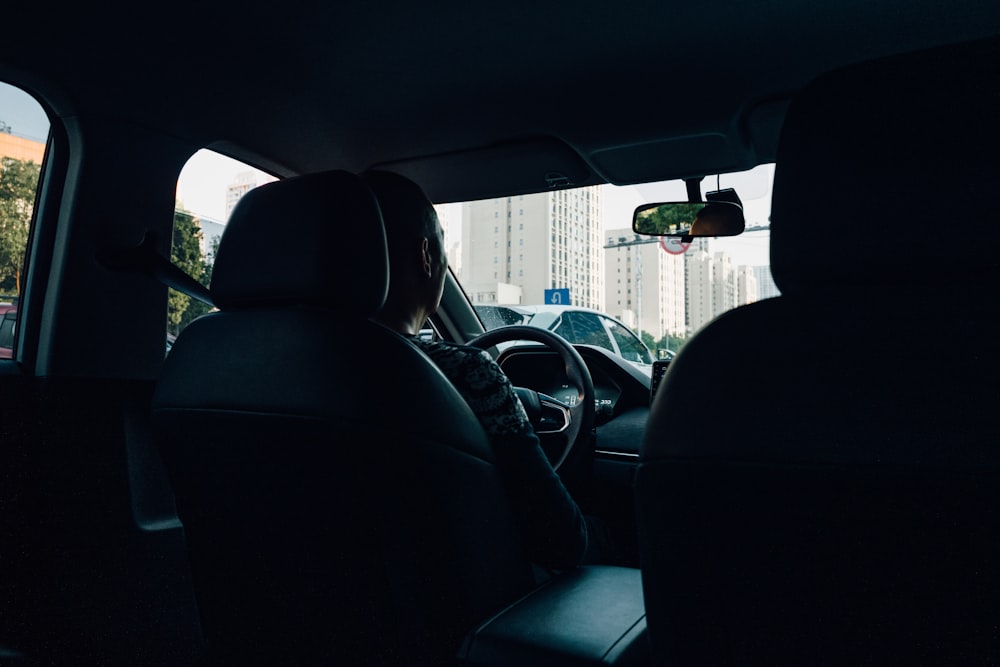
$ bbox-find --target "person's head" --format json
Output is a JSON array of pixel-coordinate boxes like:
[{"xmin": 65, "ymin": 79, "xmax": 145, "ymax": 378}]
[
  {"xmin": 689, "ymin": 202, "xmax": 736, "ymax": 237},
  {"xmin": 361, "ymin": 170, "xmax": 447, "ymax": 334}
]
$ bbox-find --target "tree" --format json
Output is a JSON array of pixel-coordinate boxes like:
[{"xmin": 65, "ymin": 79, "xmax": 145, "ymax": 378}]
[
  {"xmin": 178, "ymin": 235, "xmax": 219, "ymax": 332},
  {"xmin": 168, "ymin": 206, "xmax": 211, "ymax": 335},
  {"xmin": 662, "ymin": 333, "xmax": 687, "ymax": 353},
  {"xmin": 0, "ymin": 157, "xmax": 41, "ymax": 295},
  {"xmin": 635, "ymin": 203, "xmax": 704, "ymax": 235}
]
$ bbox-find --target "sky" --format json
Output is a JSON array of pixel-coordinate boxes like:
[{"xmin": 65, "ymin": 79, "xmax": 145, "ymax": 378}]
[
  {"xmin": 0, "ymin": 83, "xmax": 50, "ymax": 142},
  {"xmin": 600, "ymin": 165, "xmax": 773, "ymax": 268},
  {"xmin": 176, "ymin": 150, "xmax": 276, "ymax": 223}
]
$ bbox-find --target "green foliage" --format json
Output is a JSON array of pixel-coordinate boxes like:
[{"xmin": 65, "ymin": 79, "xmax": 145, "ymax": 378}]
[
  {"xmin": 0, "ymin": 157, "xmax": 41, "ymax": 294},
  {"xmin": 651, "ymin": 332, "xmax": 689, "ymax": 355},
  {"xmin": 168, "ymin": 206, "xmax": 214, "ymax": 335},
  {"xmin": 635, "ymin": 203, "xmax": 703, "ymax": 235},
  {"xmin": 664, "ymin": 333, "xmax": 687, "ymax": 352}
]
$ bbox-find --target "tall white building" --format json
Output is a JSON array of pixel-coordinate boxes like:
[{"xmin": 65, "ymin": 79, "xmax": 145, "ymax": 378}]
[
  {"xmin": 199, "ymin": 219, "xmax": 226, "ymax": 259},
  {"xmin": 754, "ymin": 265, "xmax": 781, "ymax": 300},
  {"xmin": 604, "ymin": 230, "xmax": 685, "ymax": 343},
  {"xmin": 712, "ymin": 252, "xmax": 737, "ymax": 315},
  {"xmin": 736, "ymin": 265, "xmax": 760, "ymax": 307},
  {"xmin": 685, "ymin": 246, "xmax": 716, "ymax": 335},
  {"xmin": 460, "ymin": 188, "xmax": 603, "ymax": 309},
  {"xmin": 434, "ymin": 203, "xmax": 462, "ymax": 276},
  {"xmin": 685, "ymin": 240, "xmax": 761, "ymax": 335},
  {"xmin": 226, "ymin": 171, "xmax": 259, "ymax": 219}
]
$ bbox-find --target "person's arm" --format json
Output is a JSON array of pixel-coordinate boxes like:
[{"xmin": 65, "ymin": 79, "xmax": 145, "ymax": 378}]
[
  {"xmin": 456, "ymin": 347, "xmax": 588, "ymax": 570},
  {"xmin": 490, "ymin": 429, "xmax": 588, "ymax": 571}
]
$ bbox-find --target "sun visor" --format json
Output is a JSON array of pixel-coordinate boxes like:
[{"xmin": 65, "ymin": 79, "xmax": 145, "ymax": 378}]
[
  {"xmin": 369, "ymin": 137, "xmax": 597, "ymax": 204},
  {"xmin": 589, "ymin": 133, "xmax": 739, "ymax": 185}
]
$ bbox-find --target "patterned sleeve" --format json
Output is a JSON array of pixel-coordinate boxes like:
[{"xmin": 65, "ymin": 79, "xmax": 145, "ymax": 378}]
[
  {"xmin": 411, "ymin": 336, "xmax": 588, "ymax": 570},
  {"xmin": 412, "ymin": 339, "xmax": 534, "ymax": 438}
]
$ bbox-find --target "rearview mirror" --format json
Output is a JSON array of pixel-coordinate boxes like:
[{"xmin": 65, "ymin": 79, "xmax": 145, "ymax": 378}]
[{"xmin": 632, "ymin": 201, "xmax": 745, "ymax": 237}]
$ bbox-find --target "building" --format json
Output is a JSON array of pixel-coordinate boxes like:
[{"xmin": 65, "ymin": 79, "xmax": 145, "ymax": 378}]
[
  {"xmin": 754, "ymin": 265, "xmax": 781, "ymax": 299},
  {"xmin": 712, "ymin": 251, "xmax": 737, "ymax": 315},
  {"xmin": 735, "ymin": 264, "xmax": 759, "ymax": 311},
  {"xmin": 0, "ymin": 132, "xmax": 45, "ymax": 164},
  {"xmin": 604, "ymin": 229, "xmax": 685, "ymax": 343},
  {"xmin": 685, "ymin": 239, "xmax": 762, "ymax": 335},
  {"xmin": 225, "ymin": 171, "xmax": 260, "ymax": 219},
  {"xmin": 685, "ymin": 244, "xmax": 716, "ymax": 335},
  {"xmin": 434, "ymin": 202, "xmax": 462, "ymax": 276},
  {"xmin": 460, "ymin": 187, "xmax": 603, "ymax": 310}
]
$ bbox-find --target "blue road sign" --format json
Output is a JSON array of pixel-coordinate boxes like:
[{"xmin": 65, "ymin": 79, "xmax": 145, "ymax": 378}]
[{"xmin": 544, "ymin": 288, "xmax": 571, "ymax": 305}]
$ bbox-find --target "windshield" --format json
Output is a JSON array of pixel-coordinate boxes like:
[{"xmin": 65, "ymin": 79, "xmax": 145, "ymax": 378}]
[
  {"xmin": 447, "ymin": 164, "xmax": 775, "ymax": 365},
  {"xmin": 171, "ymin": 152, "xmax": 774, "ymax": 372}
]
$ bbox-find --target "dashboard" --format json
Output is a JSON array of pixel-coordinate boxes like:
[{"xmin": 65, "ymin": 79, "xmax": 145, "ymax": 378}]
[
  {"xmin": 495, "ymin": 343, "xmax": 658, "ymax": 458},
  {"xmin": 496, "ymin": 343, "xmax": 664, "ymax": 568}
]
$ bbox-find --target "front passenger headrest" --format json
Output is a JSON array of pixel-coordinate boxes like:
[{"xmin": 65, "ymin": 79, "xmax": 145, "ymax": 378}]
[
  {"xmin": 211, "ymin": 169, "xmax": 388, "ymax": 315},
  {"xmin": 770, "ymin": 37, "xmax": 1000, "ymax": 297}
]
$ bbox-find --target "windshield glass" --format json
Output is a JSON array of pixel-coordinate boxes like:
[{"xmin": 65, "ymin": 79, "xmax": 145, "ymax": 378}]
[{"xmin": 446, "ymin": 164, "xmax": 775, "ymax": 367}]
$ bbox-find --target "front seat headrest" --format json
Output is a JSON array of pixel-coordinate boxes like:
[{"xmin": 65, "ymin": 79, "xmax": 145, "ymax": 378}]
[
  {"xmin": 770, "ymin": 36, "xmax": 1000, "ymax": 297},
  {"xmin": 210, "ymin": 169, "xmax": 388, "ymax": 314}
]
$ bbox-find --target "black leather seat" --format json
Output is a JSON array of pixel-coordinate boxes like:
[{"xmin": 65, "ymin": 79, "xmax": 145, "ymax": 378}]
[
  {"xmin": 151, "ymin": 170, "xmax": 537, "ymax": 666},
  {"xmin": 636, "ymin": 37, "xmax": 1000, "ymax": 665}
]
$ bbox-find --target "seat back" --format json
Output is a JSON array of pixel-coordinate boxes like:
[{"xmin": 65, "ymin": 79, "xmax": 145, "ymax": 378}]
[
  {"xmin": 636, "ymin": 37, "xmax": 1000, "ymax": 665},
  {"xmin": 152, "ymin": 170, "xmax": 535, "ymax": 666}
]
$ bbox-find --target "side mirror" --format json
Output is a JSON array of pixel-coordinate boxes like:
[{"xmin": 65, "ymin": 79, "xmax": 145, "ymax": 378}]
[{"xmin": 632, "ymin": 201, "xmax": 745, "ymax": 237}]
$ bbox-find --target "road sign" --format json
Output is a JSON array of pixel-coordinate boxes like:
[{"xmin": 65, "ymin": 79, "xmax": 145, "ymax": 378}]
[
  {"xmin": 544, "ymin": 288, "xmax": 571, "ymax": 305},
  {"xmin": 660, "ymin": 237, "xmax": 690, "ymax": 255}
]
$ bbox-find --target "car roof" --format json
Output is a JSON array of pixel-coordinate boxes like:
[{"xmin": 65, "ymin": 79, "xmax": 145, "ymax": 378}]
[
  {"xmin": 502, "ymin": 305, "xmax": 617, "ymax": 317},
  {"xmin": 477, "ymin": 304, "xmax": 639, "ymax": 328},
  {"xmin": 5, "ymin": 2, "xmax": 998, "ymax": 203}
]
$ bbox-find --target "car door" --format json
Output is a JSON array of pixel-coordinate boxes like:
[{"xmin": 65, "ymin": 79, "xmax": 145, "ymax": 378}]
[
  {"xmin": 602, "ymin": 314, "xmax": 653, "ymax": 366},
  {"xmin": 0, "ymin": 79, "xmax": 205, "ymax": 665},
  {"xmin": 553, "ymin": 310, "xmax": 616, "ymax": 353}
]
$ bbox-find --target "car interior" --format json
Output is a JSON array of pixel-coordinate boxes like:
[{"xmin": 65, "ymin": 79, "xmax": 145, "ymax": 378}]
[{"xmin": 2, "ymin": 2, "xmax": 999, "ymax": 665}]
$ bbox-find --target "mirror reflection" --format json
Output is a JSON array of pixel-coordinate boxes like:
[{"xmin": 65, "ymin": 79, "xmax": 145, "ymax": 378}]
[{"xmin": 633, "ymin": 201, "xmax": 745, "ymax": 237}]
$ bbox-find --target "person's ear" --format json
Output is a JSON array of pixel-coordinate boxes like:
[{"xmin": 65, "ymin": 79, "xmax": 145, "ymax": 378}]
[{"xmin": 420, "ymin": 238, "xmax": 433, "ymax": 277}]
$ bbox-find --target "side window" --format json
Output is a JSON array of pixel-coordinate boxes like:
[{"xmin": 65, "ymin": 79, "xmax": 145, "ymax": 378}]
[
  {"xmin": 558, "ymin": 311, "xmax": 615, "ymax": 353},
  {"xmin": 605, "ymin": 316, "xmax": 652, "ymax": 365},
  {"xmin": 0, "ymin": 82, "xmax": 49, "ymax": 360},
  {"xmin": 171, "ymin": 149, "xmax": 276, "ymax": 342}
]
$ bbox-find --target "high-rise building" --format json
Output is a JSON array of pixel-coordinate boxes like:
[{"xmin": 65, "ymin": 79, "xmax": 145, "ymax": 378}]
[
  {"xmin": 226, "ymin": 171, "xmax": 259, "ymax": 219},
  {"xmin": 434, "ymin": 202, "xmax": 462, "ymax": 276},
  {"xmin": 686, "ymin": 243, "xmax": 762, "ymax": 334},
  {"xmin": 604, "ymin": 229, "xmax": 685, "ymax": 343},
  {"xmin": 736, "ymin": 264, "xmax": 759, "ymax": 308},
  {"xmin": 685, "ymin": 245, "xmax": 716, "ymax": 335},
  {"xmin": 460, "ymin": 187, "xmax": 603, "ymax": 309},
  {"xmin": 712, "ymin": 251, "xmax": 737, "ymax": 315},
  {"xmin": 754, "ymin": 265, "xmax": 781, "ymax": 300}
]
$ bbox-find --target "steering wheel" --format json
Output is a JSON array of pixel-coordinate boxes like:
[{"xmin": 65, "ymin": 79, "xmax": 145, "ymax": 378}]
[{"xmin": 466, "ymin": 325, "xmax": 596, "ymax": 473}]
